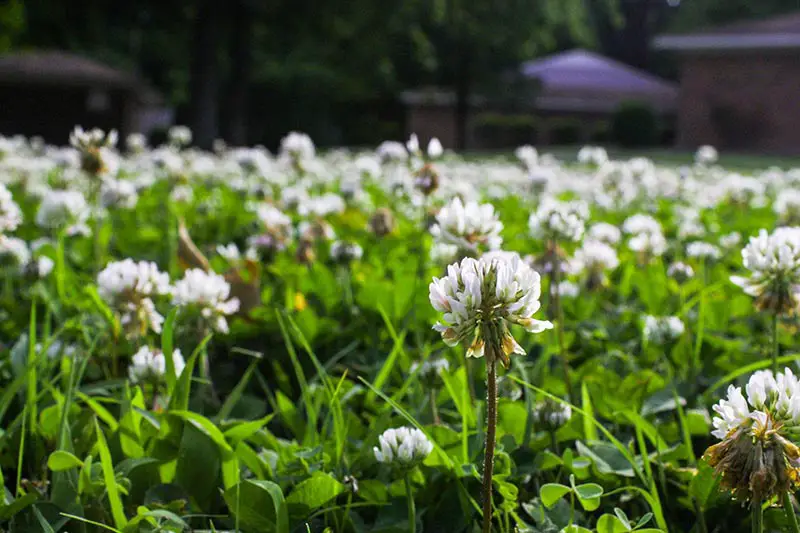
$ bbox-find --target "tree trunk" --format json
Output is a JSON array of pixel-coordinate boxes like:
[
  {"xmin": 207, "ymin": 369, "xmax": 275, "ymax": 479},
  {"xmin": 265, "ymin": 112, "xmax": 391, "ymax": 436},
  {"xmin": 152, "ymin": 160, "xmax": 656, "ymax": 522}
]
[
  {"xmin": 224, "ymin": 0, "xmax": 252, "ymax": 146},
  {"xmin": 189, "ymin": 0, "xmax": 219, "ymax": 149}
]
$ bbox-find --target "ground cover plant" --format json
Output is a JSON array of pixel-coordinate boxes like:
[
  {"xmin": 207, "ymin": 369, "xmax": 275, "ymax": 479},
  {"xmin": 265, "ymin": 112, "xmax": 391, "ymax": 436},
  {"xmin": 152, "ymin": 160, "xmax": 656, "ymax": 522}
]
[{"xmin": 0, "ymin": 130, "xmax": 799, "ymax": 532}]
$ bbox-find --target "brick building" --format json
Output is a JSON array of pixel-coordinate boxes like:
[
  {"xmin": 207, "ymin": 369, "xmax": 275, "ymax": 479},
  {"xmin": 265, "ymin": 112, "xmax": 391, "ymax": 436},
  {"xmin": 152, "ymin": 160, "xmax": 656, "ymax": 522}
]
[
  {"xmin": 654, "ymin": 12, "xmax": 800, "ymax": 154},
  {"xmin": 402, "ymin": 49, "xmax": 678, "ymax": 150}
]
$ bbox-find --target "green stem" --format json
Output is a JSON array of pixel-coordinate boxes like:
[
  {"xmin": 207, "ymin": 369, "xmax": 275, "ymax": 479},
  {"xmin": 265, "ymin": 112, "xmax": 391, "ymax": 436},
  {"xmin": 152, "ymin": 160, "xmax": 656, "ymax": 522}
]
[
  {"xmin": 772, "ymin": 312, "xmax": 780, "ymax": 375},
  {"xmin": 551, "ymin": 246, "xmax": 573, "ymax": 402},
  {"xmin": 430, "ymin": 387, "xmax": 440, "ymax": 425},
  {"xmin": 404, "ymin": 473, "xmax": 416, "ymax": 533},
  {"xmin": 482, "ymin": 356, "xmax": 497, "ymax": 533},
  {"xmin": 752, "ymin": 501, "xmax": 763, "ymax": 533},
  {"xmin": 785, "ymin": 492, "xmax": 800, "ymax": 533}
]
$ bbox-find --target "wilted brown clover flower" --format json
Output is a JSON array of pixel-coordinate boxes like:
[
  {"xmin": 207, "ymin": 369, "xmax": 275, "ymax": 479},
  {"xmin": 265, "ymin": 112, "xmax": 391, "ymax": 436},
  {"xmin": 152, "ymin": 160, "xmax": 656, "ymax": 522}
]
[{"xmin": 704, "ymin": 369, "xmax": 800, "ymax": 505}]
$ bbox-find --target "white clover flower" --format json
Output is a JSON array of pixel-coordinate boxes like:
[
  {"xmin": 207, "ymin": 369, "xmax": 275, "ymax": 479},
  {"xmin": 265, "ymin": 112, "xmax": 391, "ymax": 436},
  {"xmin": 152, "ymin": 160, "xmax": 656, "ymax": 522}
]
[
  {"xmin": 730, "ymin": 227, "xmax": 800, "ymax": 314},
  {"xmin": 35, "ymin": 256, "xmax": 54, "ymax": 278},
  {"xmin": 0, "ymin": 184, "xmax": 22, "ymax": 233},
  {"xmin": 622, "ymin": 214, "xmax": 662, "ymax": 236},
  {"xmin": 373, "ymin": 427, "xmax": 433, "ymax": 468},
  {"xmin": 430, "ymin": 242, "xmax": 459, "ymax": 264},
  {"xmin": 667, "ymin": 261, "xmax": 694, "ymax": 282},
  {"xmin": 172, "ymin": 269, "xmax": 240, "ymax": 333},
  {"xmin": 686, "ymin": 241, "xmax": 721, "ymax": 260},
  {"xmin": 572, "ymin": 239, "xmax": 619, "ymax": 273},
  {"xmin": 69, "ymin": 127, "xmax": 118, "ymax": 176},
  {"xmin": 557, "ymin": 281, "xmax": 579, "ymax": 298},
  {"xmin": 587, "ymin": 222, "xmax": 621, "ymax": 245},
  {"xmin": 126, "ymin": 133, "xmax": 147, "ymax": 153},
  {"xmin": 720, "ymin": 231, "xmax": 742, "ymax": 249},
  {"xmin": 376, "ymin": 141, "xmax": 408, "ymax": 163},
  {"xmin": 429, "ymin": 255, "xmax": 552, "ymax": 366},
  {"xmin": 406, "ymin": 134, "xmax": 420, "ymax": 156},
  {"xmin": 100, "ymin": 178, "xmax": 138, "ymax": 209},
  {"xmin": 0, "ymin": 236, "xmax": 30, "ymax": 268},
  {"xmin": 431, "ymin": 197, "xmax": 503, "ymax": 253},
  {"xmin": 280, "ymin": 131, "xmax": 315, "ymax": 161},
  {"xmin": 70, "ymin": 126, "xmax": 117, "ymax": 150},
  {"xmin": 36, "ymin": 190, "xmax": 90, "ymax": 235},
  {"xmin": 427, "ymin": 137, "xmax": 443, "ymax": 159},
  {"xmin": 97, "ymin": 259, "xmax": 171, "ymax": 336},
  {"xmin": 628, "ymin": 231, "xmax": 667, "ymax": 257},
  {"xmin": 410, "ymin": 357, "xmax": 450, "ymax": 385},
  {"xmin": 528, "ymin": 199, "xmax": 588, "ymax": 243},
  {"xmin": 151, "ymin": 147, "xmax": 184, "ymax": 175},
  {"xmin": 695, "ymin": 145, "xmax": 718, "ymax": 166},
  {"xmin": 515, "ymin": 145, "xmax": 538, "ymax": 169},
  {"xmin": 299, "ymin": 193, "xmax": 345, "ymax": 217},
  {"xmin": 706, "ymin": 368, "xmax": 800, "ymax": 503},
  {"xmin": 643, "ymin": 315, "xmax": 685, "ymax": 344},
  {"xmin": 577, "ymin": 146, "xmax": 608, "ymax": 167},
  {"xmin": 330, "ymin": 241, "xmax": 363, "ymax": 263},
  {"xmin": 775, "ymin": 189, "xmax": 800, "ymax": 221},
  {"xmin": 532, "ymin": 397, "xmax": 572, "ymax": 430},
  {"xmin": 170, "ymin": 184, "xmax": 193, "ymax": 204},
  {"xmin": 128, "ymin": 346, "xmax": 186, "ymax": 384},
  {"xmin": 168, "ymin": 125, "xmax": 192, "ymax": 147}
]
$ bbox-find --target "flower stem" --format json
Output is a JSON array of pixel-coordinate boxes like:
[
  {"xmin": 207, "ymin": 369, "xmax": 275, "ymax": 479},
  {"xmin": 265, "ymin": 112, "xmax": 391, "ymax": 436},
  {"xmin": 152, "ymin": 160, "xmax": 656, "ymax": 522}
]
[
  {"xmin": 430, "ymin": 387, "xmax": 440, "ymax": 425},
  {"xmin": 551, "ymin": 246, "xmax": 573, "ymax": 402},
  {"xmin": 772, "ymin": 312, "xmax": 779, "ymax": 375},
  {"xmin": 482, "ymin": 356, "xmax": 497, "ymax": 533},
  {"xmin": 752, "ymin": 501, "xmax": 763, "ymax": 533},
  {"xmin": 785, "ymin": 492, "xmax": 800, "ymax": 533},
  {"xmin": 404, "ymin": 473, "xmax": 416, "ymax": 533}
]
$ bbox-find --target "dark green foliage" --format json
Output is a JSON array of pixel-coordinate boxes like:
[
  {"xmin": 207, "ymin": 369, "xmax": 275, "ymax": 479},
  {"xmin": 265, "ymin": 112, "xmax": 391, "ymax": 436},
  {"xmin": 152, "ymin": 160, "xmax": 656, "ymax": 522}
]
[{"xmin": 611, "ymin": 101, "xmax": 660, "ymax": 148}]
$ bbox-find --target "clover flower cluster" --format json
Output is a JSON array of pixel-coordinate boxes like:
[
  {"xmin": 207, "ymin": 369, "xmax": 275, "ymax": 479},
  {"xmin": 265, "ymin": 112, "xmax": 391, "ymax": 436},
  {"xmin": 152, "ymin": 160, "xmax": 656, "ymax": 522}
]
[
  {"xmin": 373, "ymin": 427, "xmax": 433, "ymax": 468},
  {"xmin": 695, "ymin": 145, "xmax": 718, "ymax": 166},
  {"xmin": 410, "ymin": 357, "xmax": 450, "ymax": 387},
  {"xmin": 686, "ymin": 241, "xmax": 721, "ymax": 260},
  {"xmin": 0, "ymin": 184, "xmax": 22, "ymax": 234},
  {"xmin": 587, "ymin": 222, "xmax": 621, "ymax": 245},
  {"xmin": 706, "ymin": 369, "xmax": 800, "ymax": 503},
  {"xmin": 330, "ymin": 241, "xmax": 363, "ymax": 264},
  {"xmin": 36, "ymin": 190, "xmax": 90, "ymax": 236},
  {"xmin": 69, "ymin": 127, "xmax": 118, "ymax": 176},
  {"xmin": 248, "ymin": 204, "xmax": 293, "ymax": 255},
  {"xmin": 168, "ymin": 125, "xmax": 192, "ymax": 148},
  {"xmin": 528, "ymin": 199, "xmax": 589, "ymax": 243},
  {"xmin": 532, "ymin": 397, "xmax": 573, "ymax": 431},
  {"xmin": 571, "ymin": 239, "xmax": 619, "ymax": 289},
  {"xmin": 642, "ymin": 315, "xmax": 685, "ymax": 344},
  {"xmin": 97, "ymin": 259, "xmax": 171, "ymax": 336},
  {"xmin": 667, "ymin": 261, "xmax": 695, "ymax": 282},
  {"xmin": 280, "ymin": 131, "xmax": 315, "ymax": 161},
  {"xmin": 431, "ymin": 197, "xmax": 503, "ymax": 254},
  {"xmin": 730, "ymin": 227, "xmax": 800, "ymax": 314},
  {"xmin": 128, "ymin": 346, "xmax": 186, "ymax": 384},
  {"xmin": 172, "ymin": 268, "xmax": 240, "ymax": 333},
  {"xmin": 624, "ymin": 214, "xmax": 667, "ymax": 258},
  {"xmin": 429, "ymin": 254, "xmax": 552, "ymax": 367}
]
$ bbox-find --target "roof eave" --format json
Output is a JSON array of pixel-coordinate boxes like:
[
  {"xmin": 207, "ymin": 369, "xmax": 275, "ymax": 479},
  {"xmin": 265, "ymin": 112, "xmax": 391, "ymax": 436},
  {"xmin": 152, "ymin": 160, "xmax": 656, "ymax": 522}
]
[{"xmin": 653, "ymin": 33, "xmax": 800, "ymax": 52}]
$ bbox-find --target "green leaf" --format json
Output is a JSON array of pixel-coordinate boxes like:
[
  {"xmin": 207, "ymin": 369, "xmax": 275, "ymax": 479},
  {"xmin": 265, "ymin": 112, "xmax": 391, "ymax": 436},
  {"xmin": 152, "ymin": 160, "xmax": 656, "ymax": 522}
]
[
  {"xmin": 47, "ymin": 450, "xmax": 83, "ymax": 471},
  {"xmin": 286, "ymin": 471, "xmax": 347, "ymax": 521},
  {"xmin": 561, "ymin": 526, "xmax": 593, "ymax": 533},
  {"xmin": 169, "ymin": 335, "xmax": 212, "ymax": 411},
  {"xmin": 94, "ymin": 418, "xmax": 128, "ymax": 528},
  {"xmin": 581, "ymin": 382, "xmax": 598, "ymax": 441},
  {"xmin": 224, "ymin": 480, "xmax": 289, "ymax": 533},
  {"xmin": 614, "ymin": 508, "xmax": 631, "ymax": 530},
  {"xmin": 0, "ymin": 493, "xmax": 38, "ymax": 520},
  {"xmin": 690, "ymin": 461, "xmax": 720, "ymax": 509},
  {"xmin": 222, "ymin": 414, "xmax": 275, "ymax": 445},
  {"xmin": 161, "ymin": 308, "xmax": 179, "ymax": 392},
  {"xmin": 597, "ymin": 514, "xmax": 630, "ymax": 533},
  {"xmin": 540, "ymin": 483, "xmax": 571, "ymax": 509},
  {"xmin": 170, "ymin": 410, "xmax": 232, "ymax": 454},
  {"xmin": 575, "ymin": 483, "xmax": 603, "ymax": 511}
]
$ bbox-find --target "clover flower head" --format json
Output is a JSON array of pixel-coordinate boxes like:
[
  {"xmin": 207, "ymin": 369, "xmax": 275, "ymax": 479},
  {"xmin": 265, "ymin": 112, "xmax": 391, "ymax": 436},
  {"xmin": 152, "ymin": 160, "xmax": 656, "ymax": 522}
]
[
  {"xmin": 643, "ymin": 315, "xmax": 685, "ymax": 344},
  {"xmin": 172, "ymin": 269, "xmax": 240, "ymax": 333},
  {"xmin": 695, "ymin": 145, "xmax": 718, "ymax": 166},
  {"xmin": 429, "ymin": 255, "xmax": 552, "ymax": 367},
  {"xmin": 628, "ymin": 231, "xmax": 667, "ymax": 258},
  {"xmin": 706, "ymin": 368, "xmax": 800, "ymax": 504},
  {"xmin": 533, "ymin": 397, "xmax": 572, "ymax": 431},
  {"xmin": 0, "ymin": 184, "xmax": 22, "ymax": 233},
  {"xmin": 572, "ymin": 239, "xmax": 619, "ymax": 273},
  {"xmin": 730, "ymin": 227, "xmax": 800, "ymax": 314},
  {"xmin": 587, "ymin": 222, "xmax": 621, "ymax": 245},
  {"xmin": 36, "ymin": 190, "xmax": 90, "ymax": 235},
  {"xmin": 528, "ymin": 199, "xmax": 588, "ymax": 243},
  {"xmin": 69, "ymin": 126, "xmax": 118, "ymax": 176},
  {"xmin": 667, "ymin": 261, "xmax": 695, "ymax": 282},
  {"xmin": 0, "ymin": 236, "xmax": 30, "ymax": 269},
  {"xmin": 97, "ymin": 259, "xmax": 171, "ymax": 336},
  {"xmin": 128, "ymin": 346, "xmax": 185, "ymax": 384},
  {"xmin": 373, "ymin": 427, "xmax": 433, "ymax": 468},
  {"xmin": 168, "ymin": 125, "xmax": 192, "ymax": 147},
  {"xmin": 622, "ymin": 214, "xmax": 662, "ymax": 236},
  {"xmin": 686, "ymin": 241, "xmax": 721, "ymax": 260},
  {"xmin": 376, "ymin": 141, "xmax": 408, "ymax": 163},
  {"xmin": 330, "ymin": 240, "xmax": 363, "ymax": 263},
  {"xmin": 280, "ymin": 131, "xmax": 315, "ymax": 161},
  {"xmin": 431, "ymin": 197, "xmax": 503, "ymax": 253}
]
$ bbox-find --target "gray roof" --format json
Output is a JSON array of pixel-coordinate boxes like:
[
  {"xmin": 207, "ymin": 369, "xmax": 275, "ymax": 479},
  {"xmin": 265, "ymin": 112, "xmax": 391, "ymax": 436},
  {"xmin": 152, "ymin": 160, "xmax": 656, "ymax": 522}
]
[
  {"xmin": 0, "ymin": 51, "xmax": 162, "ymax": 103},
  {"xmin": 519, "ymin": 49, "xmax": 678, "ymax": 113},
  {"xmin": 654, "ymin": 11, "xmax": 800, "ymax": 51}
]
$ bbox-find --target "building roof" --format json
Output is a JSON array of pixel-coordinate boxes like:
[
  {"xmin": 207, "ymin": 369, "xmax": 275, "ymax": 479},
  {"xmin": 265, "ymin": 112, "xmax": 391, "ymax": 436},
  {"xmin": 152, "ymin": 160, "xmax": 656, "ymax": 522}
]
[
  {"xmin": 654, "ymin": 11, "xmax": 800, "ymax": 52},
  {"xmin": 0, "ymin": 51, "xmax": 162, "ymax": 103},
  {"xmin": 403, "ymin": 50, "xmax": 678, "ymax": 114},
  {"xmin": 519, "ymin": 49, "xmax": 678, "ymax": 113}
]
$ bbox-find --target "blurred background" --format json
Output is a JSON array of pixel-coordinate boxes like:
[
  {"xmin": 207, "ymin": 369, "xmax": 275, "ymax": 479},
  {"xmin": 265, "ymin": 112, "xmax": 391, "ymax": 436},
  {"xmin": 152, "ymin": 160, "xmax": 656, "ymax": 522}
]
[{"xmin": 1, "ymin": 0, "xmax": 800, "ymax": 152}]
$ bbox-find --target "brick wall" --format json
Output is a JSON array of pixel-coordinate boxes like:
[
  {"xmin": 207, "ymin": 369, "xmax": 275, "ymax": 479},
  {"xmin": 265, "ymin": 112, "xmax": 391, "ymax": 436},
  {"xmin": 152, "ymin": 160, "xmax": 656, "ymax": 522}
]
[{"xmin": 677, "ymin": 52, "xmax": 800, "ymax": 154}]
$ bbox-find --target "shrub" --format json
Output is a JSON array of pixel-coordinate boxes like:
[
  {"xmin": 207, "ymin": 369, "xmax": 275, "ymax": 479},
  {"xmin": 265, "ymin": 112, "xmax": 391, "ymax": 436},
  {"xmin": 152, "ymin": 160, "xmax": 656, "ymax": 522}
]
[
  {"xmin": 611, "ymin": 101, "xmax": 660, "ymax": 147},
  {"xmin": 549, "ymin": 118, "xmax": 582, "ymax": 145},
  {"xmin": 473, "ymin": 113, "xmax": 537, "ymax": 148}
]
